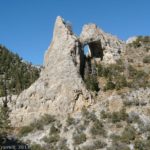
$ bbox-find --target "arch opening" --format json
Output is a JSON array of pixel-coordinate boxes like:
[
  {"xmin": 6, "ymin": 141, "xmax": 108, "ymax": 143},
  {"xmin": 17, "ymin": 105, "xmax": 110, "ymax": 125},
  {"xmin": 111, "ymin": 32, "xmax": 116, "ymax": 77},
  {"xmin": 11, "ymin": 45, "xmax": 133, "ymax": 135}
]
[
  {"xmin": 83, "ymin": 41, "xmax": 104, "ymax": 60},
  {"xmin": 83, "ymin": 40, "xmax": 104, "ymax": 79}
]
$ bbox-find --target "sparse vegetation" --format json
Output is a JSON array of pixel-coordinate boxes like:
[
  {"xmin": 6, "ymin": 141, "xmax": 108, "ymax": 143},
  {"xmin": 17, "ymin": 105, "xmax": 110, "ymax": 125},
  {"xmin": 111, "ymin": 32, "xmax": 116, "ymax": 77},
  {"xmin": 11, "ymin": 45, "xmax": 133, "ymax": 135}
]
[
  {"xmin": 120, "ymin": 125, "xmax": 136, "ymax": 143},
  {"xmin": 143, "ymin": 55, "xmax": 150, "ymax": 63},
  {"xmin": 134, "ymin": 139, "xmax": 150, "ymax": 150},
  {"xmin": 131, "ymin": 36, "xmax": 150, "ymax": 48},
  {"xmin": 73, "ymin": 132, "xmax": 86, "ymax": 145},
  {"xmin": 30, "ymin": 144, "xmax": 45, "ymax": 150},
  {"xmin": 18, "ymin": 126, "xmax": 34, "ymax": 137},
  {"xmin": 50, "ymin": 124, "xmax": 60, "ymax": 135},
  {"xmin": 97, "ymin": 61, "xmax": 128, "ymax": 91},
  {"xmin": 57, "ymin": 138, "xmax": 70, "ymax": 150},
  {"xmin": 84, "ymin": 75, "xmax": 99, "ymax": 92},
  {"xmin": 101, "ymin": 108, "xmax": 128, "ymax": 123},
  {"xmin": 82, "ymin": 140, "xmax": 107, "ymax": 150},
  {"xmin": 43, "ymin": 134, "xmax": 60, "ymax": 144},
  {"xmin": 18, "ymin": 114, "xmax": 56, "ymax": 137},
  {"xmin": 107, "ymin": 142, "xmax": 130, "ymax": 150},
  {"xmin": 66, "ymin": 115, "xmax": 75, "ymax": 126},
  {"xmin": 111, "ymin": 108, "xmax": 128, "ymax": 123},
  {"xmin": 93, "ymin": 140, "xmax": 107, "ymax": 148},
  {"xmin": 90, "ymin": 119, "xmax": 106, "ymax": 137}
]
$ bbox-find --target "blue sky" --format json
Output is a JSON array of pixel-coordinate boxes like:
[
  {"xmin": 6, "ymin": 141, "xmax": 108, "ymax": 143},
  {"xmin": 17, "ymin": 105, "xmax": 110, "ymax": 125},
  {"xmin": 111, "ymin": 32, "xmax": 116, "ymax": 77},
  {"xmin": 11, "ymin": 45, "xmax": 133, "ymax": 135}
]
[{"xmin": 0, "ymin": 0, "xmax": 150, "ymax": 65}]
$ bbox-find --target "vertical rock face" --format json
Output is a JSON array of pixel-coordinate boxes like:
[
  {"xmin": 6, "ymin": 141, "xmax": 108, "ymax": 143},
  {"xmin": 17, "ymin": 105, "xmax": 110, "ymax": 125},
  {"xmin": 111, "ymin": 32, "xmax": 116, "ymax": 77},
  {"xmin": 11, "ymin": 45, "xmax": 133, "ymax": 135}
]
[
  {"xmin": 9, "ymin": 16, "xmax": 125, "ymax": 127},
  {"xmin": 10, "ymin": 17, "xmax": 90, "ymax": 126}
]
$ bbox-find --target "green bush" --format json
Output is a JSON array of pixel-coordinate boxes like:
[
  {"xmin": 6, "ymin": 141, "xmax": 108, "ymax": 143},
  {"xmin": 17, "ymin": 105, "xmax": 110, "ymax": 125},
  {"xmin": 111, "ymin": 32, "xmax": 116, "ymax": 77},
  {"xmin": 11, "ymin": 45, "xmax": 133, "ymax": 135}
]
[
  {"xmin": 18, "ymin": 114, "xmax": 56, "ymax": 137},
  {"xmin": 0, "ymin": 105, "xmax": 11, "ymax": 136},
  {"xmin": 143, "ymin": 55, "xmax": 150, "ymax": 63},
  {"xmin": 43, "ymin": 134, "xmax": 60, "ymax": 144},
  {"xmin": 66, "ymin": 115, "xmax": 75, "ymax": 126},
  {"xmin": 97, "ymin": 60, "xmax": 124, "ymax": 78},
  {"xmin": 120, "ymin": 125, "xmax": 136, "ymax": 144},
  {"xmin": 127, "ymin": 65, "xmax": 149, "ymax": 88},
  {"xmin": 80, "ymin": 140, "xmax": 107, "ymax": 149},
  {"xmin": 107, "ymin": 142, "xmax": 130, "ymax": 150},
  {"xmin": 90, "ymin": 120, "xmax": 106, "ymax": 136},
  {"xmin": 84, "ymin": 75, "xmax": 99, "ymax": 92},
  {"xmin": 73, "ymin": 132, "xmax": 86, "ymax": 145},
  {"xmin": 115, "ymin": 75, "xmax": 127, "ymax": 90},
  {"xmin": 104, "ymin": 79, "xmax": 116, "ymax": 90},
  {"xmin": 111, "ymin": 108, "xmax": 128, "ymax": 123},
  {"xmin": 40, "ymin": 114, "xmax": 56, "ymax": 125},
  {"xmin": 30, "ymin": 144, "xmax": 44, "ymax": 150},
  {"xmin": 50, "ymin": 124, "xmax": 60, "ymax": 135},
  {"xmin": 82, "ymin": 107, "xmax": 97, "ymax": 122},
  {"xmin": 93, "ymin": 140, "xmax": 107, "ymax": 148},
  {"xmin": 134, "ymin": 138, "xmax": 150, "ymax": 150},
  {"xmin": 18, "ymin": 126, "xmax": 34, "ymax": 137},
  {"xmin": 58, "ymin": 138, "xmax": 70, "ymax": 150},
  {"xmin": 101, "ymin": 110, "xmax": 108, "ymax": 119},
  {"xmin": 134, "ymin": 139, "xmax": 146, "ymax": 150},
  {"xmin": 101, "ymin": 108, "xmax": 128, "ymax": 123}
]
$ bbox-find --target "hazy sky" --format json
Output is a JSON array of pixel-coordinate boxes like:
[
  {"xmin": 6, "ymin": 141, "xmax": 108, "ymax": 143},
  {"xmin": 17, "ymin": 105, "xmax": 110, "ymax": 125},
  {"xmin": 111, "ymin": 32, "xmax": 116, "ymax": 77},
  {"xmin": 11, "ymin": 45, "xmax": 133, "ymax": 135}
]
[{"xmin": 0, "ymin": 0, "xmax": 150, "ymax": 65}]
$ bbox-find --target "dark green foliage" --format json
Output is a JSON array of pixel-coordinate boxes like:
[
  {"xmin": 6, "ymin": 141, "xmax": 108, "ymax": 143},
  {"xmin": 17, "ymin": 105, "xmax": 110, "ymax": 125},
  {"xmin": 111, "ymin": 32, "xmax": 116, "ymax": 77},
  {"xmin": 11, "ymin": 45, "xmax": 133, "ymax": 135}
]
[
  {"xmin": 101, "ymin": 110, "xmax": 109, "ymax": 119},
  {"xmin": 143, "ymin": 55, "xmax": 150, "ymax": 63},
  {"xmin": 111, "ymin": 108, "xmax": 128, "ymax": 123},
  {"xmin": 104, "ymin": 78, "xmax": 116, "ymax": 90},
  {"xmin": 97, "ymin": 60, "xmax": 149, "ymax": 90},
  {"xmin": 93, "ymin": 140, "xmax": 107, "ymax": 148},
  {"xmin": 90, "ymin": 119, "xmax": 106, "ymax": 136},
  {"xmin": 120, "ymin": 125, "xmax": 136, "ymax": 143},
  {"xmin": 30, "ymin": 144, "xmax": 45, "ymax": 150},
  {"xmin": 50, "ymin": 124, "xmax": 60, "ymax": 135},
  {"xmin": 43, "ymin": 134, "xmax": 60, "ymax": 144},
  {"xmin": 73, "ymin": 132, "xmax": 86, "ymax": 145},
  {"xmin": 18, "ymin": 126, "xmax": 34, "ymax": 137},
  {"xmin": 134, "ymin": 139, "xmax": 150, "ymax": 150},
  {"xmin": 0, "ymin": 105, "xmax": 11, "ymax": 136},
  {"xmin": 97, "ymin": 61, "xmax": 128, "ymax": 91},
  {"xmin": 128, "ymin": 65, "xmax": 149, "ymax": 88},
  {"xmin": 58, "ymin": 138, "xmax": 70, "ymax": 150},
  {"xmin": 66, "ymin": 115, "xmax": 75, "ymax": 126},
  {"xmin": 101, "ymin": 108, "xmax": 128, "ymax": 123},
  {"xmin": 40, "ymin": 114, "xmax": 56, "ymax": 125},
  {"xmin": 81, "ymin": 140, "xmax": 107, "ymax": 150},
  {"xmin": 107, "ymin": 142, "xmax": 130, "ymax": 150},
  {"xmin": 0, "ymin": 45, "xmax": 40, "ymax": 96},
  {"xmin": 81, "ymin": 107, "xmax": 97, "ymax": 122},
  {"xmin": 42, "ymin": 121, "xmax": 61, "ymax": 146},
  {"xmin": 97, "ymin": 60, "xmax": 124, "ymax": 78},
  {"xmin": 84, "ymin": 75, "xmax": 99, "ymax": 92}
]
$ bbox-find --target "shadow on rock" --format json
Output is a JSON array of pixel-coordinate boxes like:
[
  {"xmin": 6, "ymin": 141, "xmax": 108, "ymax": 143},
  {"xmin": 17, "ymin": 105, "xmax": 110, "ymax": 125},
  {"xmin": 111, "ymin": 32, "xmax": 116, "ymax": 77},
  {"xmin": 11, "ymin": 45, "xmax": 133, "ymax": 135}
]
[{"xmin": 0, "ymin": 136, "xmax": 30, "ymax": 150}]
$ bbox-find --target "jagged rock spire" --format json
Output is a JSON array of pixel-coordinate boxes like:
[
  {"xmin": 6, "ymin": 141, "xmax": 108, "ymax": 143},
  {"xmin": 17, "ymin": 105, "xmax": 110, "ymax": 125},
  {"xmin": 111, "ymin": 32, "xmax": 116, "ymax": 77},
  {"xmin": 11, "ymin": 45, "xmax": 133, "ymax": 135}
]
[{"xmin": 9, "ymin": 16, "xmax": 125, "ymax": 127}]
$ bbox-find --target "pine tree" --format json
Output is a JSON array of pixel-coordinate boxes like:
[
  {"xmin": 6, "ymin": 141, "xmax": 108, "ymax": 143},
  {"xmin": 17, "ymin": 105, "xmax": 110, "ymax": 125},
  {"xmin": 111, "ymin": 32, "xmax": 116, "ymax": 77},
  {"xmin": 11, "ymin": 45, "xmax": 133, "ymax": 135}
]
[{"xmin": 0, "ymin": 104, "xmax": 11, "ymax": 136}]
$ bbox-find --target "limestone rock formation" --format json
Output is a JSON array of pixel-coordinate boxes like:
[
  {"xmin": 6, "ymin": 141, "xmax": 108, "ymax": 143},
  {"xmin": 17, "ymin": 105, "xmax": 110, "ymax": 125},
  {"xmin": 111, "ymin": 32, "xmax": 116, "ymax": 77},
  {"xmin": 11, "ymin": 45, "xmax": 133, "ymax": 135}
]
[
  {"xmin": 9, "ymin": 16, "xmax": 125, "ymax": 127},
  {"xmin": 10, "ymin": 17, "xmax": 91, "ymax": 126},
  {"xmin": 80, "ymin": 24, "xmax": 125, "ymax": 64}
]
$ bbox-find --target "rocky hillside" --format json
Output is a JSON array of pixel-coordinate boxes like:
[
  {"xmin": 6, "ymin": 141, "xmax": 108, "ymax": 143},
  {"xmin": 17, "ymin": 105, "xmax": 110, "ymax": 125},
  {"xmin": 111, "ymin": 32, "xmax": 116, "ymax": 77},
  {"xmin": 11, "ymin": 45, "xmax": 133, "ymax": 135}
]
[
  {"xmin": 0, "ymin": 17, "xmax": 150, "ymax": 150},
  {"xmin": 0, "ymin": 45, "xmax": 40, "ymax": 97}
]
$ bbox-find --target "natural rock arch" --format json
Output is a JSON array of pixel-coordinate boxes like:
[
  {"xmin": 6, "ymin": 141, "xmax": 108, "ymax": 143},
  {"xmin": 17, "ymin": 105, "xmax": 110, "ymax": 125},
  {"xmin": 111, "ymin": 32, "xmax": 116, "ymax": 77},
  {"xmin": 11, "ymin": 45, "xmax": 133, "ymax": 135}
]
[
  {"xmin": 83, "ymin": 41, "xmax": 104, "ymax": 60},
  {"xmin": 9, "ymin": 16, "xmax": 125, "ymax": 127}
]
